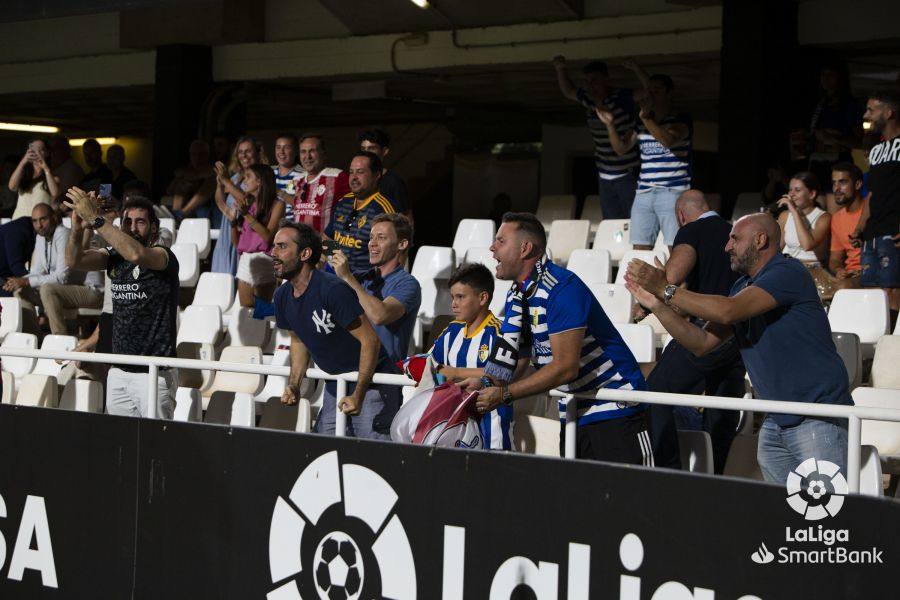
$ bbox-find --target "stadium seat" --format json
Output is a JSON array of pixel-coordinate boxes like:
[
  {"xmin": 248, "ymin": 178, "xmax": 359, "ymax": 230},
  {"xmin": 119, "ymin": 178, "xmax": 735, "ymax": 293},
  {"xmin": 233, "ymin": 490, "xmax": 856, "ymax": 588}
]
[
  {"xmin": 895, "ymin": 318, "xmax": 900, "ymax": 336},
  {"xmin": 614, "ymin": 323, "xmax": 655, "ymax": 363},
  {"xmin": 677, "ymin": 430, "xmax": 714, "ymax": 474},
  {"xmin": 0, "ymin": 218, "xmax": 9, "ymax": 225},
  {"xmin": 860, "ymin": 445, "xmax": 884, "ymax": 497},
  {"xmin": 592, "ymin": 219, "xmax": 631, "ymax": 265},
  {"xmin": 170, "ymin": 243, "xmax": 200, "ymax": 288},
  {"xmin": 463, "ymin": 247, "xmax": 498, "ymax": 271},
  {"xmin": 614, "ymin": 249, "xmax": 669, "ymax": 285},
  {"xmin": 452, "ymin": 219, "xmax": 495, "ymax": 266},
  {"xmin": 535, "ymin": 194, "xmax": 576, "ymax": 229},
  {"xmin": 568, "ymin": 249, "xmax": 612, "ymax": 285},
  {"xmin": 227, "ymin": 306, "xmax": 269, "ymax": 347},
  {"xmin": 175, "ymin": 218, "xmax": 211, "ymax": 258},
  {"xmin": 159, "ymin": 217, "xmax": 177, "ymax": 236},
  {"xmin": 1, "ymin": 331, "xmax": 37, "ymax": 380},
  {"xmin": 706, "ymin": 193, "xmax": 722, "ymax": 214},
  {"xmin": 176, "ymin": 305, "xmax": 223, "ymax": 391},
  {"xmin": 723, "ymin": 434, "xmax": 764, "ymax": 481},
  {"xmin": 411, "ymin": 246, "xmax": 455, "ymax": 350},
  {"xmin": 259, "ymin": 397, "xmax": 312, "ymax": 433},
  {"xmin": 588, "ymin": 283, "xmax": 633, "ymax": 323},
  {"xmin": 192, "ymin": 272, "xmax": 235, "ymax": 312},
  {"xmin": 202, "ymin": 346, "xmax": 265, "ymax": 410},
  {"xmin": 15, "ymin": 374, "xmax": 59, "ymax": 408},
  {"xmin": 254, "ymin": 343, "xmax": 291, "ymax": 404},
  {"xmin": 205, "ymin": 391, "xmax": 256, "ymax": 427},
  {"xmin": 33, "ymin": 334, "xmax": 78, "ymax": 386},
  {"xmin": 59, "ymin": 379, "xmax": 103, "ymax": 413},
  {"xmin": 464, "ymin": 246, "xmax": 507, "ymax": 314},
  {"xmin": 513, "ymin": 414, "xmax": 560, "ymax": 457},
  {"xmin": 173, "ymin": 387, "xmax": 203, "ymax": 422},
  {"xmin": 0, "ymin": 297, "xmax": 24, "ymax": 340},
  {"xmin": 0, "ymin": 371, "xmax": 13, "ymax": 404},
  {"xmin": 831, "ymin": 332, "xmax": 862, "ymax": 390},
  {"xmin": 580, "ymin": 194, "xmax": 603, "ymax": 233},
  {"xmin": 731, "ymin": 192, "xmax": 763, "ymax": 222},
  {"xmin": 852, "ymin": 387, "xmax": 900, "ymax": 462},
  {"xmin": 828, "ymin": 289, "xmax": 889, "ymax": 358},
  {"xmin": 871, "ymin": 335, "xmax": 900, "ymax": 389},
  {"xmin": 547, "ymin": 220, "xmax": 590, "ymax": 267}
]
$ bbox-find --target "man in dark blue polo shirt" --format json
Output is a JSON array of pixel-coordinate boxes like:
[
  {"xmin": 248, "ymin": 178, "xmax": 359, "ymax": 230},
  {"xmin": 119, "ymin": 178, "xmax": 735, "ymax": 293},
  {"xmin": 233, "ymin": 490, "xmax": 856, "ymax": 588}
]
[
  {"xmin": 272, "ymin": 221, "xmax": 400, "ymax": 440},
  {"xmin": 329, "ymin": 212, "xmax": 420, "ymax": 363},
  {"xmin": 626, "ymin": 213, "xmax": 851, "ymax": 484}
]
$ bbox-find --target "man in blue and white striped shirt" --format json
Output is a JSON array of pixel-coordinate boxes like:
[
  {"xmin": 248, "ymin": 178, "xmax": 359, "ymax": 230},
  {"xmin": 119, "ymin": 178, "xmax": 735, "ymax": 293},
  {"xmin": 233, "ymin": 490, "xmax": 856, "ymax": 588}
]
[
  {"xmin": 599, "ymin": 73, "xmax": 693, "ymax": 250},
  {"xmin": 553, "ymin": 56, "xmax": 643, "ymax": 219}
]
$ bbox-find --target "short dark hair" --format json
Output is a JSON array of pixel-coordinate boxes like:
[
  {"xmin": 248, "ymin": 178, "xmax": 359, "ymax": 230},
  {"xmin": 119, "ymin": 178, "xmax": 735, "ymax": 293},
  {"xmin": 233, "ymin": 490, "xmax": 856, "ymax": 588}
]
[
  {"xmin": 122, "ymin": 180, "xmax": 151, "ymax": 203},
  {"xmin": 372, "ymin": 213, "xmax": 412, "ymax": 244},
  {"xmin": 501, "ymin": 211, "xmax": 546, "ymax": 254},
  {"xmin": 870, "ymin": 90, "xmax": 900, "ymax": 115},
  {"xmin": 582, "ymin": 61, "xmax": 608, "ymax": 76},
  {"xmin": 449, "ymin": 263, "xmax": 494, "ymax": 300},
  {"xmin": 122, "ymin": 197, "xmax": 159, "ymax": 229},
  {"xmin": 358, "ymin": 128, "xmax": 390, "ymax": 148},
  {"xmin": 351, "ymin": 151, "xmax": 383, "ymax": 175},
  {"xmin": 831, "ymin": 162, "xmax": 863, "ymax": 184},
  {"xmin": 278, "ymin": 220, "xmax": 322, "ymax": 265},
  {"xmin": 298, "ymin": 132, "xmax": 326, "ymax": 152},
  {"xmin": 82, "ymin": 138, "xmax": 101, "ymax": 152},
  {"xmin": 275, "ymin": 133, "xmax": 298, "ymax": 147},
  {"xmin": 650, "ymin": 73, "xmax": 674, "ymax": 92}
]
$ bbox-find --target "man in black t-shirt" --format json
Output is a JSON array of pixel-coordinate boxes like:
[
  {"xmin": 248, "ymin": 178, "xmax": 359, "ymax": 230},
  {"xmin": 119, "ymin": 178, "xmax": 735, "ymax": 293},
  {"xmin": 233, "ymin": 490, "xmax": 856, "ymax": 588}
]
[
  {"xmin": 645, "ymin": 190, "xmax": 745, "ymax": 473},
  {"xmin": 358, "ymin": 129, "xmax": 409, "ymax": 215},
  {"xmin": 64, "ymin": 190, "xmax": 179, "ymax": 419}
]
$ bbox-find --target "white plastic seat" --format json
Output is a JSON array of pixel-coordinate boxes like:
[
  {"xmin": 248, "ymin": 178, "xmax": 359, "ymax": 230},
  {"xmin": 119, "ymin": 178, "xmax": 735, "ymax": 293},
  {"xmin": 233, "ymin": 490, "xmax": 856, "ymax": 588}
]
[
  {"xmin": 592, "ymin": 219, "xmax": 631, "ymax": 265},
  {"xmin": 15, "ymin": 374, "xmax": 59, "ymax": 408},
  {"xmin": 452, "ymin": 219, "xmax": 495, "ymax": 267},
  {"xmin": 227, "ymin": 307, "xmax": 270, "ymax": 348},
  {"xmin": 254, "ymin": 347, "xmax": 290, "ymax": 403},
  {"xmin": 568, "ymin": 249, "xmax": 612, "ymax": 285},
  {"xmin": 202, "ymin": 346, "xmax": 265, "ymax": 409},
  {"xmin": 547, "ymin": 220, "xmax": 590, "ymax": 267},
  {"xmin": 170, "ymin": 243, "xmax": 200, "ymax": 288},
  {"xmin": 411, "ymin": 246, "xmax": 455, "ymax": 350},
  {"xmin": 828, "ymin": 289, "xmax": 889, "ymax": 359},
  {"xmin": 678, "ymin": 430, "xmax": 714, "ymax": 474},
  {"xmin": 588, "ymin": 283, "xmax": 633, "ymax": 323},
  {"xmin": 191, "ymin": 272, "xmax": 235, "ymax": 312},
  {"xmin": 1, "ymin": 371, "xmax": 14, "ymax": 404},
  {"xmin": 513, "ymin": 414, "xmax": 560, "ymax": 457},
  {"xmin": 860, "ymin": 445, "xmax": 884, "ymax": 497},
  {"xmin": 614, "ymin": 323, "xmax": 655, "ymax": 363},
  {"xmin": 175, "ymin": 218, "xmax": 211, "ymax": 258},
  {"xmin": 173, "ymin": 387, "xmax": 203, "ymax": 422},
  {"xmin": 580, "ymin": 194, "xmax": 603, "ymax": 233},
  {"xmin": 535, "ymin": 194, "xmax": 576, "ymax": 229},
  {"xmin": 177, "ymin": 305, "xmax": 223, "ymax": 345},
  {"xmin": 33, "ymin": 335, "xmax": 77, "ymax": 386},
  {"xmin": 615, "ymin": 249, "xmax": 669, "ymax": 285},
  {"xmin": 731, "ymin": 192, "xmax": 763, "ymax": 222},
  {"xmin": 852, "ymin": 387, "xmax": 900, "ymax": 460},
  {"xmin": 159, "ymin": 217, "xmax": 177, "ymax": 236},
  {"xmin": 463, "ymin": 247, "xmax": 498, "ymax": 271},
  {"xmin": 1, "ymin": 332, "xmax": 37, "ymax": 379},
  {"xmin": 871, "ymin": 335, "xmax": 900, "ymax": 389},
  {"xmin": 0, "ymin": 297, "xmax": 24, "ymax": 340},
  {"xmin": 59, "ymin": 379, "xmax": 103, "ymax": 413}
]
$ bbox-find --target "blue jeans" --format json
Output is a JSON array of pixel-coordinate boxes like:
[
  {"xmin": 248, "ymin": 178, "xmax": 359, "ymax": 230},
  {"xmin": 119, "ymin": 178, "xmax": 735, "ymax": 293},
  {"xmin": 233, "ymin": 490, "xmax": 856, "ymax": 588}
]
[
  {"xmin": 630, "ymin": 187, "xmax": 681, "ymax": 246},
  {"xmin": 757, "ymin": 417, "xmax": 848, "ymax": 485},
  {"xmin": 314, "ymin": 382, "xmax": 399, "ymax": 441},
  {"xmin": 860, "ymin": 235, "xmax": 900, "ymax": 289},
  {"xmin": 597, "ymin": 172, "xmax": 637, "ymax": 220}
]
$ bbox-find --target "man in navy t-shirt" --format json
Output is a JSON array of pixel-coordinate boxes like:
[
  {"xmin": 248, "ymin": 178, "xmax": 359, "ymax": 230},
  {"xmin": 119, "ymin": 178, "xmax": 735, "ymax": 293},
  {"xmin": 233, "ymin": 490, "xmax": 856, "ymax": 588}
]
[
  {"xmin": 272, "ymin": 221, "xmax": 399, "ymax": 440},
  {"xmin": 626, "ymin": 213, "xmax": 851, "ymax": 485}
]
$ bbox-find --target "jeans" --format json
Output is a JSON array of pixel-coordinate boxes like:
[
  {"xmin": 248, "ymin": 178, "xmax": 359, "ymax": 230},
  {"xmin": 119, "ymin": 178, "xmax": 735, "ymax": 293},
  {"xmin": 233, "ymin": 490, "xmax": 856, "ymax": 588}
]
[
  {"xmin": 757, "ymin": 417, "xmax": 848, "ymax": 485},
  {"xmin": 860, "ymin": 235, "xmax": 900, "ymax": 289},
  {"xmin": 630, "ymin": 187, "xmax": 682, "ymax": 246},
  {"xmin": 106, "ymin": 367, "xmax": 176, "ymax": 419},
  {"xmin": 597, "ymin": 172, "xmax": 637, "ymax": 220},
  {"xmin": 315, "ymin": 382, "xmax": 400, "ymax": 441}
]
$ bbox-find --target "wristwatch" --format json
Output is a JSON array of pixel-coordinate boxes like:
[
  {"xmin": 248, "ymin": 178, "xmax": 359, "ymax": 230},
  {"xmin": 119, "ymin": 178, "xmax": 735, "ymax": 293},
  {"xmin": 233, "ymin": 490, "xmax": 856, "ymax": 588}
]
[
  {"xmin": 663, "ymin": 284, "xmax": 678, "ymax": 305},
  {"xmin": 92, "ymin": 216, "xmax": 106, "ymax": 229},
  {"xmin": 501, "ymin": 386, "xmax": 514, "ymax": 406}
]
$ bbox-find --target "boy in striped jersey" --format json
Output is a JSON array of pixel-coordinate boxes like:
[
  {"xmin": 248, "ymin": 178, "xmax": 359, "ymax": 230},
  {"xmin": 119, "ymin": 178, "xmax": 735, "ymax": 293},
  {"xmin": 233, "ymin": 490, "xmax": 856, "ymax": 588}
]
[{"xmin": 430, "ymin": 263, "xmax": 513, "ymax": 450}]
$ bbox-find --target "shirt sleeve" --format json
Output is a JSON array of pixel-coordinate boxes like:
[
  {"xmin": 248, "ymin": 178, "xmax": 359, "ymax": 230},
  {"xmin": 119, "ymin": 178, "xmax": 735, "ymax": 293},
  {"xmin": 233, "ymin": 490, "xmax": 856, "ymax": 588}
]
[
  {"xmin": 575, "ymin": 87, "xmax": 595, "ymax": 110},
  {"xmin": 385, "ymin": 275, "xmax": 421, "ymax": 318},
  {"xmin": 672, "ymin": 221, "xmax": 698, "ymax": 250},
  {"xmin": 429, "ymin": 327, "xmax": 448, "ymax": 364},
  {"xmin": 335, "ymin": 171, "xmax": 351, "ymax": 200},
  {"xmin": 328, "ymin": 281, "xmax": 365, "ymax": 329},
  {"xmin": 546, "ymin": 279, "xmax": 591, "ymax": 334}
]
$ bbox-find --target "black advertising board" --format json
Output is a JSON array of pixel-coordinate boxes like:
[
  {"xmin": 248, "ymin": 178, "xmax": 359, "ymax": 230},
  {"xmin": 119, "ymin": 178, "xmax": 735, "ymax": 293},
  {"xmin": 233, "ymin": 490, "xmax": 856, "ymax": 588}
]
[{"xmin": 0, "ymin": 404, "xmax": 897, "ymax": 599}]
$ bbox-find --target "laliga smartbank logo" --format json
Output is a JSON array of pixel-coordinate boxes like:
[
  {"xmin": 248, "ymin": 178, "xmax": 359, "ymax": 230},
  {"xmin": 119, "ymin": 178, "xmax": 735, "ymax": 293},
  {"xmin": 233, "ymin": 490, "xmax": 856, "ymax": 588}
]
[{"xmin": 750, "ymin": 458, "xmax": 883, "ymax": 566}]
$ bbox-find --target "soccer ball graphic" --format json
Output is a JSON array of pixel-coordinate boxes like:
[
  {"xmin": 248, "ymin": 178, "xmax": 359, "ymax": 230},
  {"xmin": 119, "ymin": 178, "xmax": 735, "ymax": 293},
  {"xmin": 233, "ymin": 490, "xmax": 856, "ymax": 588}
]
[
  {"xmin": 786, "ymin": 458, "xmax": 848, "ymax": 520},
  {"xmin": 313, "ymin": 532, "xmax": 364, "ymax": 600},
  {"xmin": 807, "ymin": 479, "xmax": 827, "ymax": 500}
]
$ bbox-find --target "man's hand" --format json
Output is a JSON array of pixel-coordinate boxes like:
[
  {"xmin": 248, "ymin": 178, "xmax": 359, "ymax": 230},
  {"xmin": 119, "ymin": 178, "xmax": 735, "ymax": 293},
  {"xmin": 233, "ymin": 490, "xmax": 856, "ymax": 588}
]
[
  {"xmin": 63, "ymin": 187, "xmax": 101, "ymax": 223},
  {"xmin": 459, "ymin": 377, "xmax": 484, "ymax": 395},
  {"xmin": 626, "ymin": 258, "xmax": 668, "ymax": 298},
  {"xmin": 594, "ymin": 107, "xmax": 615, "ymax": 126},
  {"xmin": 339, "ymin": 394, "xmax": 362, "ymax": 416},
  {"xmin": 277, "ymin": 189, "xmax": 293, "ymax": 203},
  {"xmin": 475, "ymin": 385, "xmax": 502, "ymax": 415},
  {"xmin": 2, "ymin": 277, "xmax": 28, "ymax": 293},
  {"xmin": 849, "ymin": 229, "xmax": 863, "ymax": 249},
  {"xmin": 552, "ymin": 55, "xmax": 566, "ymax": 69},
  {"xmin": 625, "ymin": 280, "xmax": 663, "ymax": 312},
  {"xmin": 329, "ymin": 249, "xmax": 353, "ymax": 281},
  {"xmin": 281, "ymin": 383, "xmax": 301, "ymax": 406}
]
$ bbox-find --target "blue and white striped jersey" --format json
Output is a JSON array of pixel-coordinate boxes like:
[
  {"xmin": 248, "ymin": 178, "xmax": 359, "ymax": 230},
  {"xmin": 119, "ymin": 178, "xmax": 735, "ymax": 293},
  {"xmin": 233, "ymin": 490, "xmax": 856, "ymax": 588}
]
[
  {"xmin": 430, "ymin": 312, "xmax": 513, "ymax": 450},
  {"xmin": 577, "ymin": 87, "xmax": 640, "ymax": 180},
  {"xmin": 272, "ymin": 164, "xmax": 305, "ymax": 220},
  {"xmin": 636, "ymin": 113, "xmax": 692, "ymax": 192},
  {"xmin": 502, "ymin": 260, "xmax": 646, "ymax": 427}
]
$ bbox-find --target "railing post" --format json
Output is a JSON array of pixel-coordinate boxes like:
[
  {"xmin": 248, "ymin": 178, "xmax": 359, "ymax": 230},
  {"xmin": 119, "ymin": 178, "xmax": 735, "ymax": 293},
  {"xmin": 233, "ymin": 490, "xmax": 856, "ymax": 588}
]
[
  {"xmin": 335, "ymin": 377, "xmax": 347, "ymax": 437},
  {"xmin": 847, "ymin": 415, "xmax": 861, "ymax": 494},
  {"xmin": 146, "ymin": 364, "xmax": 158, "ymax": 419},
  {"xmin": 564, "ymin": 394, "xmax": 577, "ymax": 459}
]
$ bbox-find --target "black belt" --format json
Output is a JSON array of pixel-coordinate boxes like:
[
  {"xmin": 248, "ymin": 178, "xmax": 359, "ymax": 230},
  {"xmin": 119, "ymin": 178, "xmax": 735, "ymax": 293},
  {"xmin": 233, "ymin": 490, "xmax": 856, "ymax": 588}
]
[{"xmin": 116, "ymin": 364, "xmax": 173, "ymax": 374}]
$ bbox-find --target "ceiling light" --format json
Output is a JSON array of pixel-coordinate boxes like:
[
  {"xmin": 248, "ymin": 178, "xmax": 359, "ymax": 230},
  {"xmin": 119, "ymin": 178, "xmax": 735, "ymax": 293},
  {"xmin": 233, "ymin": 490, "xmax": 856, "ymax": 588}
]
[
  {"xmin": 408, "ymin": 0, "xmax": 429, "ymax": 7},
  {"xmin": 70, "ymin": 137, "xmax": 117, "ymax": 146},
  {"xmin": 0, "ymin": 122, "xmax": 59, "ymax": 133}
]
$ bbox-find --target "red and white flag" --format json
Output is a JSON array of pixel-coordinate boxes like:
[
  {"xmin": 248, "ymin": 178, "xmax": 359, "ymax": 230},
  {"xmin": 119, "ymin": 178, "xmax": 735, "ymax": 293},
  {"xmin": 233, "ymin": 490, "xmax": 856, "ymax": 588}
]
[{"xmin": 390, "ymin": 382, "xmax": 483, "ymax": 449}]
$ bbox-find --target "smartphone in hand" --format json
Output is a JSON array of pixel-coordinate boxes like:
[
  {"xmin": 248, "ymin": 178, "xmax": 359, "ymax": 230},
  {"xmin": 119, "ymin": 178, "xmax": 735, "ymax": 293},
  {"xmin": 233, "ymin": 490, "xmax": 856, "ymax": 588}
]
[{"xmin": 322, "ymin": 239, "xmax": 340, "ymax": 257}]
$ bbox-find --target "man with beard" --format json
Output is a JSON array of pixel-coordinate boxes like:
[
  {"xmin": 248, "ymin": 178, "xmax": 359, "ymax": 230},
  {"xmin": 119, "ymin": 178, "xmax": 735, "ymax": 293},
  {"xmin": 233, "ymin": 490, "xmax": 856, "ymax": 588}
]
[
  {"xmin": 625, "ymin": 213, "xmax": 852, "ymax": 484},
  {"xmin": 291, "ymin": 133, "xmax": 348, "ymax": 233},
  {"xmin": 827, "ymin": 162, "xmax": 866, "ymax": 289},
  {"xmin": 64, "ymin": 188, "xmax": 179, "ymax": 419},
  {"xmin": 271, "ymin": 221, "xmax": 400, "ymax": 440}
]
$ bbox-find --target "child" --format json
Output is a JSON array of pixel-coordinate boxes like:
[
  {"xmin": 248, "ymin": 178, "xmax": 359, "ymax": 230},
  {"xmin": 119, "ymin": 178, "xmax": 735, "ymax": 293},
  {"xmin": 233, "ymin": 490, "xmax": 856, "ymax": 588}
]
[{"xmin": 430, "ymin": 263, "xmax": 513, "ymax": 450}]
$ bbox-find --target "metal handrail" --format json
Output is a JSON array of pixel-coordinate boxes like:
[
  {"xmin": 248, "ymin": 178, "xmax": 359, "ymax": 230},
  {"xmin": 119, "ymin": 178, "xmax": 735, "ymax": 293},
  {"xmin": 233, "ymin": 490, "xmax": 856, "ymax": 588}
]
[{"xmin": 2, "ymin": 347, "xmax": 898, "ymax": 494}]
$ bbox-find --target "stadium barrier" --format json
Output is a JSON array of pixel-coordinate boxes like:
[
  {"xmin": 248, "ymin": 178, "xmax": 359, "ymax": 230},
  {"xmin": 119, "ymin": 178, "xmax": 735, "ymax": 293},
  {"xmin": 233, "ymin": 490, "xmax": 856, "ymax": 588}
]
[{"xmin": 2, "ymin": 347, "xmax": 900, "ymax": 494}]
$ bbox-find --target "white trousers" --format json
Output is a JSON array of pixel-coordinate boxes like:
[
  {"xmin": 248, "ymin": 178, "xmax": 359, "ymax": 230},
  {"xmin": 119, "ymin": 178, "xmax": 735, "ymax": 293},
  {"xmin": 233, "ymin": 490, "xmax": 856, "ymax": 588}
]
[{"xmin": 106, "ymin": 367, "xmax": 176, "ymax": 419}]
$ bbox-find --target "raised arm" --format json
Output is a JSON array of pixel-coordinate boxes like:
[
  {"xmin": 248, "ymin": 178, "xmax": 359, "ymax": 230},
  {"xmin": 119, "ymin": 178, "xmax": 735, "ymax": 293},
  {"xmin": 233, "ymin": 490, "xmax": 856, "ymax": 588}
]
[
  {"xmin": 596, "ymin": 107, "xmax": 637, "ymax": 155},
  {"xmin": 340, "ymin": 316, "xmax": 382, "ymax": 415},
  {"xmin": 552, "ymin": 55, "xmax": 579, "ymax": 102},
  {"xmin": 329, "ymin": 250, "xmax": 408, "ymax": 326},
  {"xmin": 640, "ymin": 109, "xmax": 688, "ymax": 150},
  {"xmin": 8, "ymin": 153, "xmax": 32, "ymax": 192},
  {"xmin": 65, "ymin": 211, "xmax": 109, "ymax": 272},
  {"xmin": 779, "ymin": 197, "xmax": 831, "ymax": 251},
  {"xmin": 622, "ymin": 58, "xmax": 651, "ymax": 95}
]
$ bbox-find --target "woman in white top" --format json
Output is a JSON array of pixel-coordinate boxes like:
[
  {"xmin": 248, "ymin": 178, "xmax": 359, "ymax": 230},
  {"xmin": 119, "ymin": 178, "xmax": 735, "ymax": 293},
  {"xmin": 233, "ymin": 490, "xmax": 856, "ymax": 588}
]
[
  {"xmin": 777, "ymin": 171, "xmax": 831, "ymax": 265},
  {"xmin": 7, "ymin": 139, "xmax": 60, "ymax": 219}
]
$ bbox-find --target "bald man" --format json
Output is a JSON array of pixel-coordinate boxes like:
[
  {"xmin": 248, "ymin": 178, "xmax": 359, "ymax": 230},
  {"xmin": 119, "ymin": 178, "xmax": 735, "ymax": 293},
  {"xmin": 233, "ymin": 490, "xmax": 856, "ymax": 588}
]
[
  {"xmin": 645, "ymin": 190, "xmax": 743, "ymax": 473},
  {"xmin": 625, "ymin": 213, "xmax": 852, "ymax": 485}
]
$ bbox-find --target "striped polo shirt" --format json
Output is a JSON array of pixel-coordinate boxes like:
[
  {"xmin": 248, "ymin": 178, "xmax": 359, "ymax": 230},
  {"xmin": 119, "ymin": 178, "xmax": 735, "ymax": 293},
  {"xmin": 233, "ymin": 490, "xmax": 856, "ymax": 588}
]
[
  {"xmin": 577, "ymin": 87, "xmax": 640, "ymax": 180},
  {"xmin": 636, "ymin": 112, "xmax": 692, "ymax": 192},
  {"xmin": 325, "ymin": 191, "xmax": 396, "ymax": 275},
  {"xmin": 272, "ymin": 164, "xmax": 305, "ymax": 220}
]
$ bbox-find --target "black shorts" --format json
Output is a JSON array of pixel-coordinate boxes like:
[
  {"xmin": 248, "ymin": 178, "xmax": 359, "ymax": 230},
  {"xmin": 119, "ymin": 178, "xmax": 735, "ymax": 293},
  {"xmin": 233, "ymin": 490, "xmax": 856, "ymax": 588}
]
[{"xmin": 560, "ymin": 411, "xmax": 654, "ymax": 466}]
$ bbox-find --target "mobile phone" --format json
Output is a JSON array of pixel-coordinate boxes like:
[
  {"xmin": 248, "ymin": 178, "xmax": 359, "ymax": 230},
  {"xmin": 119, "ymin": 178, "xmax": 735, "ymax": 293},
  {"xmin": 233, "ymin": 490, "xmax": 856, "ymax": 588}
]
[
  {"xmin": 322, "ymin": 239, "xmax": 340, "ymax": 257},
  {"xmin": 99, "ymin": 184, "xmax": 112, "ymax": 200}
]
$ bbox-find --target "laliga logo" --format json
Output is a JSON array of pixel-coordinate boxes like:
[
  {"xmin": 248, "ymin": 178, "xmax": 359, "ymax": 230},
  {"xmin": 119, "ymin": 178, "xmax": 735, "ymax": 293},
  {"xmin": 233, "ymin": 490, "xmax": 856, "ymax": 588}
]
[
  {"xmin": 785, "ymin": 458, "xmax": 848, "ymax": 521},
  {"xmin": 267, "ymin": 451, "xmax": 416, "ymax": 600}
]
